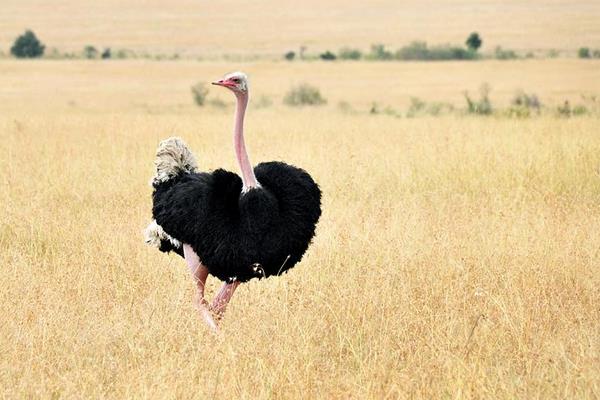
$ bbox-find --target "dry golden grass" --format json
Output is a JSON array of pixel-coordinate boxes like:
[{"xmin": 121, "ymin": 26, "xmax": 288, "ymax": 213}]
[
  {"xmin": 0, "ymin": 60, "xmax": 599, "ymax": 398},
  {"xmin": 2, "ymin": 0, "xmax": 600, "ymax": 55},
  {"xmin": 0, "ymin": 59, "xmax": 599, "ymax": 113}
]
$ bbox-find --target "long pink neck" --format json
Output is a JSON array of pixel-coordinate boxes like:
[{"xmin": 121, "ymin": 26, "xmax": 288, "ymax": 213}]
[{"xmin": 233, "ymin": 93, "xmax": 258, "ymax": 190}]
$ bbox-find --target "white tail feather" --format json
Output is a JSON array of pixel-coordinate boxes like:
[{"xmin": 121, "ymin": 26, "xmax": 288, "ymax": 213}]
[
  {"xmin": 144, "ymin": 220, "xmax": 181, "ymax": 248},
  {"xmin": 151, "ymin": 137, "xmax": 198, "ymax": 185}
]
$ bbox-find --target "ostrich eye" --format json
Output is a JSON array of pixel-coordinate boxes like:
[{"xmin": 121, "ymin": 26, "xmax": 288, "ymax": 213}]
[{"xmin": 231, "ymin": 78, "xmax": 239, "ymax": 83}]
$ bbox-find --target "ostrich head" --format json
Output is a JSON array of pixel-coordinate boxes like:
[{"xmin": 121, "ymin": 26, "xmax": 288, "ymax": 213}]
[{"xmin": 212, "ymin": 72, "xmax": 249, "ymax": 95}]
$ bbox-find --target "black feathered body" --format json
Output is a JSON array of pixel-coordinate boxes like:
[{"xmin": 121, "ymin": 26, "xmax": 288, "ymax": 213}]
[{"xmin": 152, "ymin": 162, "xmax": 321, "ymax": 282}]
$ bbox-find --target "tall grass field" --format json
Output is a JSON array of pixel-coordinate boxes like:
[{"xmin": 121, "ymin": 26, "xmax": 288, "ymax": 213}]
[{"xmin": 0, "ymin": 58, "xmax": 599, "ymax": 398}]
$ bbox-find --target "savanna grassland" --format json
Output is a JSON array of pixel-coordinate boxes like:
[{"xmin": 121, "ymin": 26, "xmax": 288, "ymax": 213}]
[
  {"xmin": 2, "ymin": 0, "xmax": 600, "ymax": 56},
  {"xmin": 0, "ymin": 58, "xmax": 599, "ymax": 399}
]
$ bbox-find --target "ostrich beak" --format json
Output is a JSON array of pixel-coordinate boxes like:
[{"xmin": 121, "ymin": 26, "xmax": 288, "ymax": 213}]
[{"xmin": 212, "ymin": 79, "xmax": 232, "ymax": 88}]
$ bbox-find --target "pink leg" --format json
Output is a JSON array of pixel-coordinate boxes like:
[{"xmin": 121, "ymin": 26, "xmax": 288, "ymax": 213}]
[
  {"xmin": 183, "ymin": 244, "xmax": 218, "ymax": 332},
  {"xmin": 211, "ymin": 281, "xmax": 240, "ymax": 320}
]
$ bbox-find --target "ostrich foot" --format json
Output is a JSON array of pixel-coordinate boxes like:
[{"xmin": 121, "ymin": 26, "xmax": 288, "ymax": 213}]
[
  {"xmin": 211, "ymin": 281, "xmax": 240, "ymax": 321},
  {"xmin": 194, "ymin": 293, "xmax": 219, "ymax": 333}
]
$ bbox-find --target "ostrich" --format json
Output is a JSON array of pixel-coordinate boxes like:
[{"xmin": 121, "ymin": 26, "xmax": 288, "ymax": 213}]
[{"xmin": 144, "ymin": 72, "xmax": 321, "ymax": 331}]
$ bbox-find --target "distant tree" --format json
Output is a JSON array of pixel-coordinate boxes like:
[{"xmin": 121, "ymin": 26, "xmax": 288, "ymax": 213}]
[
  {"xmin": 319, "ymin": 50, "xmax": 336, "ymax": 61},
  {"xmin": 593, "ymin": 49, "xmax": 600, "ymax": 58},
  {"xmin": 101, "ymin": 48, "xmax": 111, "ymax": 59},
  {"xmin": 10, "ymin": 30, "xmax": 45, "ymax": 58},
  {"xmin": 465, "ymin": 32, "xmax": 482, "ymax": 52},
  {"xmin": 83, "ymin": 45, "xmax": 98, "ymax": 59},
  {"xmin": 578, "ymin": 47, "xmax": 591, "ymax": 58},
  {"xmin": 284, "ymin": 51, "xmax": 295, "ymax": 61}
]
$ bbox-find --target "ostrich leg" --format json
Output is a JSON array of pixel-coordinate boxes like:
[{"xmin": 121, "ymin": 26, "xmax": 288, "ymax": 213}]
[
  {"xmin": 183, "ymin": 244, "xmax": 218, "ymax": 332},
  {"xmin": 211, "ymin": 281, "xmax": 240, "ymax": 320}
]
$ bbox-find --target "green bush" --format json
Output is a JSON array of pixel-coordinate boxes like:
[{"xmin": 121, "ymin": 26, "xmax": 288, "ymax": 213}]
[
  {"xmin": 10, "ymin": 30, "xmax": 45, "ymax": 58},
  {"xmin": 283, "ymin": 84, "xmax": 326, "ymax": 106},
  {"xmin": 101, "ymin": 48, "xmax": 111, "ymax": 59},
  {"xmin": 115, "ymin": 49, "xmax": 135, "ymax": 59},
  {"xmin": 191, "ymin": 82, "xmax": 209, "ymax": 106},
  {"xmin": 338, "ymin": 47, "xmax": 362, "ymax": 60},
  {"xmin": 505, "ymin": 91, "xmax": 541, "ymax": 118},
  {"xmin": 319, "ymin": 51, "xmax": 336, "ymax": 61},
  {"xmin": 83, "ymin": 45, "xmax": 98, "ymax": 59},
  {"xmin": 464, "ymin": 84, "xmax": 493, "ymax": 115},
  {"xmin": 505, "ymin": 106, "xmax": 532, "ymax": 118},
  {"xmin": 368, "ymin": 102, "xmax": 399, "ymax": 117},
  {"xmin": 381, "ymin": 106, "xmax": 399, "ymax": 116},
  {"xmin": 284, "ymin": 51, "xmax": 295, "ymax": 61},
  {"xmin": 428, "ymin": 45, "xmax": 474, "ymax": 60},
  {"xmin": 395, "ymin": 41, "xmax": 476, "ymax": 61},
  {"xmin": 405, "ymin": 97, "xmax": 428, "ymax": 118},
  {"xmin": 405, "ymin": 97, "xmax": 454, "ymax": 117},
  {"xmin": 425, "ymin": 101, "xmax": 454, "ymax": 116},
  {"xmin": 572, "ymin": 104, "xmax": 588, "ymax": 115},
  {"xmin": 578, "ymin": 47, "xmax": 591, "ymax": 58},
  {"xmin": 494, "ymin": 46, "xmax": 518, "ymax": 60},
  {"xmin": 557, "ymin": 101, "xmax": 570, "ymax": 117},
  {"xmin": 593, "ymin": 50, "xmax": 600, "ymax": 58},
  {"xmin": 557, "ymin": 100, "xmax": 588, "ymax": 117},
  {"xmin": 395, "ymin": 41, "xmax": 429, "ymax": 60},
  {"xmin": 367, "ymin": 44, "xmax": 393, "ymax": 60},
  {"xmin": 512, "ymin": 90, "xmax": 541, "ymax": 109}
]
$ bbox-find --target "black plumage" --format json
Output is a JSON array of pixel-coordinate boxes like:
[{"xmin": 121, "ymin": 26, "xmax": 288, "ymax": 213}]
[{"xmin": 152, "ymin": 161, "xmax": 321, "ymax": 282}]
